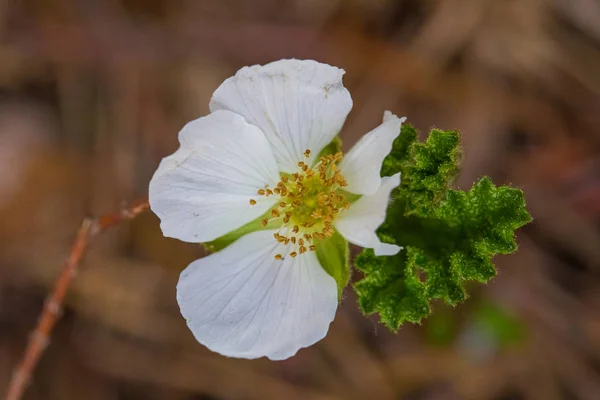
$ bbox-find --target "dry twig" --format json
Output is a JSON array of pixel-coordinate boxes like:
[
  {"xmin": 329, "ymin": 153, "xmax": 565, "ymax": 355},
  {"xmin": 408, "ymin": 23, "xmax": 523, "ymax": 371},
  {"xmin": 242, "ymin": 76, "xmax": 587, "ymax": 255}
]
[{"xmin": 5, "ymin": 198, "xmax": 150, "ymax": 400}]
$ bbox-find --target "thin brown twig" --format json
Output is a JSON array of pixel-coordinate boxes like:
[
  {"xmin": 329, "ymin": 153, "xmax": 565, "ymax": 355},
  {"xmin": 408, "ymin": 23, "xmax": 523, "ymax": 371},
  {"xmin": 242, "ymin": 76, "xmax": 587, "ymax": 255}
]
[{"xmin": 5, "ymin": 198, "xmax": 150, "ymax": 400}]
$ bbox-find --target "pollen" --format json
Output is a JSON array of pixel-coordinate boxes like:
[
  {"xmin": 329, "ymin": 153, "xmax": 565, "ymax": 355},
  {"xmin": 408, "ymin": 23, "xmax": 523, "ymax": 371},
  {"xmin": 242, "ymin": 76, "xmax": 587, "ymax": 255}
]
[{"xmin": 253, "ymin": 149, "xmax": 351, "ymax": 260}]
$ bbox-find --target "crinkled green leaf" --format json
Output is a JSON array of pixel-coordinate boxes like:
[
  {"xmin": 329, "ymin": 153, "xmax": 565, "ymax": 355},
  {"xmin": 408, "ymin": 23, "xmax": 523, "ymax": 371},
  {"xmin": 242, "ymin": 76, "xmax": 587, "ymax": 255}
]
[
  {"xmin": 354, "ymin": 249, "xmax": 429, "ymax": 327},
  {"xmin": 354, "ymin": 123, "xmax": 532, "ymax": 331}
]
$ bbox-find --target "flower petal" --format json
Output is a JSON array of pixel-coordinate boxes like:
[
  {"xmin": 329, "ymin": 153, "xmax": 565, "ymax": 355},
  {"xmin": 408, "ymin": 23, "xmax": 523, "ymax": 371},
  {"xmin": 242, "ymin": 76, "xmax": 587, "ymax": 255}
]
[
  {"xmin": 177, "ymin": 229, "xmax": 338, "ymax": 360},
  {"xmin": 209, "ymin": 59, "xmax": 353, "ymax": 172},
  {"xmin": 334, "ymin": 173, "xmax": 402, "ymax": 256},
  {"xmin": 149, "ymin": 110, "xmax": 280, "ymax": 243},
  {"xmin": 340, "ymin": 111, "xmax": 406, "ymax": 195}
]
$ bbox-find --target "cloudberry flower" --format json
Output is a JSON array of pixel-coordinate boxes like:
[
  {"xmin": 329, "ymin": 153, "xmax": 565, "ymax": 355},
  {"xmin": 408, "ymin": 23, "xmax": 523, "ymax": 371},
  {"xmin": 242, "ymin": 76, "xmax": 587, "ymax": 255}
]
[{"xmin": 149, "ymin": 59, "xmax": 405, "ymax": 360}]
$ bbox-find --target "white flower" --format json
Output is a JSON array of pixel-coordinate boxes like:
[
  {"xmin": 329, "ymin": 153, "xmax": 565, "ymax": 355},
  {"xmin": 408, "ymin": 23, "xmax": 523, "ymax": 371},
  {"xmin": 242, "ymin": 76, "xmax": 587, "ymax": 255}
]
[{"xmin": 149, "ymin": 59, "xmax": 405, "ymax": 360}]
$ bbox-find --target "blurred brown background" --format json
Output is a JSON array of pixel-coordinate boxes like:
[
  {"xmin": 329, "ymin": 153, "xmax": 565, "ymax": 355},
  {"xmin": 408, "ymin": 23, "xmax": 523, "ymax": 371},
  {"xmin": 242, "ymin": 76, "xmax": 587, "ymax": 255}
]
[{"xmin": 1, "ymin": 0, "xmax": 600, "ymax": 399}]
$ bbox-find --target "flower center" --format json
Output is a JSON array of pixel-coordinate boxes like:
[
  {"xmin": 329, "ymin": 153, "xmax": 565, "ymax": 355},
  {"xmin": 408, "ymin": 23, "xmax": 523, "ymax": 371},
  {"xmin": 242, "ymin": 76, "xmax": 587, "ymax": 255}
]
[{"xmin": 251, "ymin": 149, "xmax": 350, "ymax": 260}]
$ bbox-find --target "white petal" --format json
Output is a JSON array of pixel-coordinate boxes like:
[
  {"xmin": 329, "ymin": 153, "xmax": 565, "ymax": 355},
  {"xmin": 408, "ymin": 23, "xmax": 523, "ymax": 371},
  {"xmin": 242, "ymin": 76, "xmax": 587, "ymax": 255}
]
[
  {"xmin": 209, "ymin": 59, "xmax": 353, "ymax": 172},
  {"xmin": 177, "ymin": 230, "xmax": 338, "ymax": 360},
  {"xmin": 149, "ymin": 110, "xmax": 280, "ymax": 243},
  {"xmin": 334, "ymin": 173, "xmax": 402, "ymax": 256},
  {"xmin": 340, "ymin": 111, "xmax": 406, "ymax": 195}
]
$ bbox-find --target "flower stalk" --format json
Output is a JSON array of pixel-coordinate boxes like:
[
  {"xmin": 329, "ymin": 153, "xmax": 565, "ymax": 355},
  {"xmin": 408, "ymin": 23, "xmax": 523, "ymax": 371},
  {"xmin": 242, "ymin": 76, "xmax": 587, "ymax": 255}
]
[{"xmin": 5, "ymin": 198, "xmax": 150, "ymax": 400}]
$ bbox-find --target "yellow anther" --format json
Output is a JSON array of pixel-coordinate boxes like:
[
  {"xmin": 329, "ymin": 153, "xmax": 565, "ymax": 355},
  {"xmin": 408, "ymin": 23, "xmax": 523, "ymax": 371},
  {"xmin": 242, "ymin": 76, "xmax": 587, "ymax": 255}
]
[
  {"xmin": 258, "ymin": 189, "xmax": 266, "ymax": 195},
  {"xmin": 249, "ymin": 199, "xmax": 257, "ymax": 205},
  {"xmin": 304, "ymin": 149, "xmax": 311, "ymax": 158},
  {"xmin": 265, "ymin": 188, "xmax": 273, "ymax": 197},
  {"xmin": 268, "ymin": 151, "xmax": 351, "ymax": 256},
  {"xmin": 261, "ymin": 218, "xmax": 269, "ymax": 227},
  {"xmin": 274, "ymin": 254, "xmax": 283, "ymax": 260}
]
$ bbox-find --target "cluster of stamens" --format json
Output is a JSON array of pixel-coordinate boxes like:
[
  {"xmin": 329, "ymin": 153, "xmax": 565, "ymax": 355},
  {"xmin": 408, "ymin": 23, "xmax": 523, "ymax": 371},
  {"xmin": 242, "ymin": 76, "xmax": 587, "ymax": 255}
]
[{"xmin": 249, "ymin": 149, "xmax": 350, "ymax": 260}]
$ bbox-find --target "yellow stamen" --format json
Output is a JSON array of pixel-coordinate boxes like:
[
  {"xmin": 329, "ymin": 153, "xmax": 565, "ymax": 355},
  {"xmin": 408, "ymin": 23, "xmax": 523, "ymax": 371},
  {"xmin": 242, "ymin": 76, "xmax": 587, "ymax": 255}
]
[{"xmin": 268, "ymin": 148, "xmax": 351, "ymax": 258}]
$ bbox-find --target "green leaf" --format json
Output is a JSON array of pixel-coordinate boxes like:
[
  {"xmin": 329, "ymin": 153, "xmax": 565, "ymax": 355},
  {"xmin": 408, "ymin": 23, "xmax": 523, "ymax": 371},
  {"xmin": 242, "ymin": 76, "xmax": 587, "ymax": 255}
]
[
  {"xmin": 354, "ymin": 249, "xmax": 429, "ymax": 328},
  {"xmin": 354, "ymin": 123, "xmax": 532, "ymax": 331},
  {"xmin": 472, "ymin": 301, "xmax": 527, "ymax": 347},
  {"xmin": 316, "ymin": 231, "xmax": 350, "ymax": 299}
]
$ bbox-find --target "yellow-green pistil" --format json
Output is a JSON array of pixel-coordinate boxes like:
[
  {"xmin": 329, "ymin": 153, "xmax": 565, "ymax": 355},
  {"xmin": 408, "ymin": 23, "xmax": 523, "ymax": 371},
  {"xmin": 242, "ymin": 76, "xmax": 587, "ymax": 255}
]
[{"xmin": 249, "ymin": 150, "xmax": 351, "ymax": 260}]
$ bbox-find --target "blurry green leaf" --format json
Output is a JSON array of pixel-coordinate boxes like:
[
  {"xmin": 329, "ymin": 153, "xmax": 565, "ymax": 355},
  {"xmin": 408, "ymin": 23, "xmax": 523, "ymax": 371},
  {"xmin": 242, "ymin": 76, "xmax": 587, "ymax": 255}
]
[
  {"xmin": 425, "ymin": 306, "xmax": 459, "ymax": 347},
  {"xmin": 473, "ymin": 301, "xmax": 526, "ymax": 347}
]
